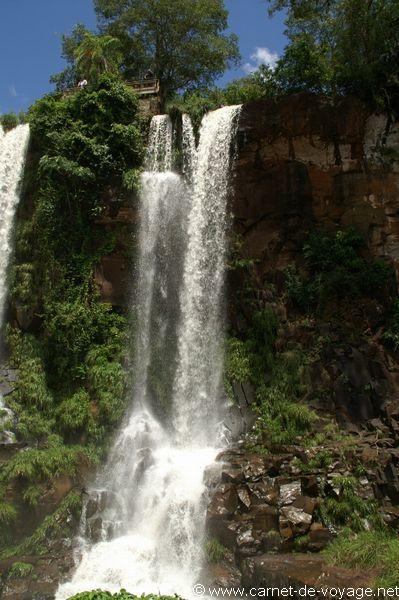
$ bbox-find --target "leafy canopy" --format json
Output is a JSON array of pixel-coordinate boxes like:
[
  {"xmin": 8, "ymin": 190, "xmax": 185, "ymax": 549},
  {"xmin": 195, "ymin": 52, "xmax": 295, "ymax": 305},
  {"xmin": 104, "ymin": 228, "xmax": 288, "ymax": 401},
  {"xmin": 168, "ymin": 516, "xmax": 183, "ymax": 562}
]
[
  {"xmin": 74, "ymin": 33, "xmax": 124, "ymax": 82},
  {"xmin": 94, "ymin": 0, "xmax": 240, "ymax": 106},
  {"xmin": 266, "ymin": 0, "xmax": 399, "ymax": 112}
]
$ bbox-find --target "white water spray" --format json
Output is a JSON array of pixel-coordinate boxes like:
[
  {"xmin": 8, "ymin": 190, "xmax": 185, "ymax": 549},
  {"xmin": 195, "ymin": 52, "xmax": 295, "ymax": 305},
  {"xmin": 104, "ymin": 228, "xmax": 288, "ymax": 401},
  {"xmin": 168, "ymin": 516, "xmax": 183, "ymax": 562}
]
[
  {"xmin": 0, "ymin": 124, "xmax": 30, "ymax": 329},
  {"xmin": 0, "ymin": 123, "xmax": 30, "ymax": 443},
  {"xmin": 57, "ymin": 106, "xmax": 241, "ymax": 599}
]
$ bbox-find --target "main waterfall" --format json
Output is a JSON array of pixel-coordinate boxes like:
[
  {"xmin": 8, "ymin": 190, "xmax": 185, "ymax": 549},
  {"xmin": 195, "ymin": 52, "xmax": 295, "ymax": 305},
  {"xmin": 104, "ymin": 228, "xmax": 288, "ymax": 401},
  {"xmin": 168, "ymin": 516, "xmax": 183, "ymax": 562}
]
[{"xmin": 57, "ymin": 106, "xmax": 241, "ymax": 599}]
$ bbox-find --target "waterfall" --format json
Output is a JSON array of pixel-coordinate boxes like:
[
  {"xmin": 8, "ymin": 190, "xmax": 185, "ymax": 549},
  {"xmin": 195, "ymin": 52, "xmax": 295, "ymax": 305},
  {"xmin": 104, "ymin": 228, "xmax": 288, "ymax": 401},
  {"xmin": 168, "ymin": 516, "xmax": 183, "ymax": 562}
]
[
  {"xmin": 0, "ymin": 123, "xmax": 30, "ymax": 330},
  {"xmin": 0, "ymin": 123, "xmax": 30, "ymax": 444},
  {"xmin": 173, "ymin": 108, "xmax": 241, "ymax": 446},
  {"xmin": 145, "ymin": 115, "xmax": 173, "ymax": 172},
  {"xmin": 182, "ymin": 114, "xmax": 197, "ymax": 182},
  {"xmin": 57, "ymin": 105, "xmax": 241, "ymax": 600}
]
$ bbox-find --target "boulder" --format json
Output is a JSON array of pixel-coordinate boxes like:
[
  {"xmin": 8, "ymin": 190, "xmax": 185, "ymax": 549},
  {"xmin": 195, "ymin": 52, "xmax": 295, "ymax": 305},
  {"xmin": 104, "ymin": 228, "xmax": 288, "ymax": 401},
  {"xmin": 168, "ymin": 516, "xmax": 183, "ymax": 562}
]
[{"xmin": 242, "ymin": 554, "xmax": 378, "ymax": 598}]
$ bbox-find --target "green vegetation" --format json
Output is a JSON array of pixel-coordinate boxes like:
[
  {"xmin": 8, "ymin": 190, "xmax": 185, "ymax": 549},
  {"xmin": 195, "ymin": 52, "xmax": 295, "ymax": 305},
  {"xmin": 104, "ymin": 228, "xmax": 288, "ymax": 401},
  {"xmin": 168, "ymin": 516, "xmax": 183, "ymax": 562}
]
[
  {"xmin": 266, "ymin": 0, "xmax": 399, "ymax": 114},
  {"xmin": 0, "ymin": 75, "xmax": 143, "ymax": 552},
  {"xmin": 74, "ymin": 33, "xmax": 123, "ymax": 82},
  {"xmin": 171, "ymin": 0, "xmax": 399, "ymax": 125},
  {"xmin": 204, "ymin": 537, "xmax": 227, "ymax": 564},
  {"xmin": 52, "ymin": 0, "xmax": 239, "ymax": 110},
  {"xmin": 285, "ymin": 229, "xmax": 394, "ymax": 310},
  {"xmin": 169, "ymin": 69, "xmax": 271, "ymax": 130},
  {"xmin": 318, "ymin": 476, "xmax": 381, "ymax": 533},
  {"xmin": 0, "ymin": 112, "xmax": 20, "ymax": 131},
  {"xmin": 226, "ymin": 308, "xmax": 316, "ymax": 448},
  {"xmin": 1, "ymin": 491, "xmax": 82, "ymax": 559},
  {"xmin": 7, "ymin": 562, "xmax": 34, "ymax": 580},
  {"xmin": 292, "ymin": 450, "xmax": 333, "ymax": 474},
  {"xmin": 324, "ymin": 529, "xmax": 399, "ymax": 588}
]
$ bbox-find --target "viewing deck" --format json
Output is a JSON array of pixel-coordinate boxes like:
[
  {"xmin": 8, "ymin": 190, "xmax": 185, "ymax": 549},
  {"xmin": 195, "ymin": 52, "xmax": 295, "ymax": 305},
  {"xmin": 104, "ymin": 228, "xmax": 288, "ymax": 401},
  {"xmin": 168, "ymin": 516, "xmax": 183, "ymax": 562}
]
[
  {"xmin": 63, "ymin": 78, "xmax": 160, "ymax": 98},
  {"xmin": 126, "ymin": 79, "xmax": 160, "ymax": 96}
]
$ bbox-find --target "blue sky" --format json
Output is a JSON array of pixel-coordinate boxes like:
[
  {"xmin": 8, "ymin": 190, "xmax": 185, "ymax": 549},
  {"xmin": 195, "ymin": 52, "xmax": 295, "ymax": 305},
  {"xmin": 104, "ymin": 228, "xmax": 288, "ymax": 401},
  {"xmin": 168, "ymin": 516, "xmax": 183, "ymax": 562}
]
[{"xmin": 0, "ymin": 0, "xmax": 287, "ymax": 115}]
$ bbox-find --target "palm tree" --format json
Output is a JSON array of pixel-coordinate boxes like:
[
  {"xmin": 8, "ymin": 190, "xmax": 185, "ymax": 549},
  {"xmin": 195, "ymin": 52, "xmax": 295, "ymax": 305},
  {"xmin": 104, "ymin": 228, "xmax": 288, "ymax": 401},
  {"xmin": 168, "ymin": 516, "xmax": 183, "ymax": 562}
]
[{"xmin": 74, "ymin": 33, "xmax": 123, "ymax": 83}]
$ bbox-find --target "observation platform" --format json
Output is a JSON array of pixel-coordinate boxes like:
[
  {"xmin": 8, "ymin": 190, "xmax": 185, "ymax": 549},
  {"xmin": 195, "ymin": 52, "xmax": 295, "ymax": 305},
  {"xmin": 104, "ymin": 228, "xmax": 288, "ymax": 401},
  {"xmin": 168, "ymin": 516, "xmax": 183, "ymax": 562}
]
[{"xmin": 126, "ymin": 79, "xmax": 160, "ymax": 96}]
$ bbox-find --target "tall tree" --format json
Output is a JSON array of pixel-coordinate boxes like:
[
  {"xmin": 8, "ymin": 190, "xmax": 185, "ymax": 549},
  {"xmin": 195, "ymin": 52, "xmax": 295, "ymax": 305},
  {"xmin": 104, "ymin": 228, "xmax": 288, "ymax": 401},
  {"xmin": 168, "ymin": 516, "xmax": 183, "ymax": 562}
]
[
  {"xmin": 74, "ymin": 33, "xmax": 123, "ymax": 83},
  {"xmin": 94, "ymin": 0, "xmax": 240, "ymax": 109},
  {"xmin": 267, "ymin": 0, "xmax": 399, "ymax": 112},
  {"xmin": 50, "ymin": 24, "xmax": 90, "ymax": 91}
]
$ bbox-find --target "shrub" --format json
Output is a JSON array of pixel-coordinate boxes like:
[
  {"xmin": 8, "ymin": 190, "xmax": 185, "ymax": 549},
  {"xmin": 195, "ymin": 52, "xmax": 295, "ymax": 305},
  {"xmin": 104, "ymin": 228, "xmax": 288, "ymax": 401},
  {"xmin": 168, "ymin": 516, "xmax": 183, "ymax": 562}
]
[
  {"xmin": 286, "ymin": 229, "xmax": 394, "ymax": 310},
  {"xmin": 0, "ymin": 112, "xmax": 19, "ymax": 131},
  {"xmin": 7, "ymin": 562, "xmax": 34, "ymax": 579},
  {"xmin": 205, "ymin": 537, "xmax": 228, "ymax": 564},
  {"xmin": 247, "ymin": 348, "xmax": 317, "ymax": 448},
  {"xmin": 319, "ymin": 476, "xmax": 381, "ymax": 532},
  {"xmin": 57, "ymin": 389, "xmax": 92, "ymax": 433},
  {"xmin": 1, "ymin": 491, "xmax": 82, "ymax": 558}
]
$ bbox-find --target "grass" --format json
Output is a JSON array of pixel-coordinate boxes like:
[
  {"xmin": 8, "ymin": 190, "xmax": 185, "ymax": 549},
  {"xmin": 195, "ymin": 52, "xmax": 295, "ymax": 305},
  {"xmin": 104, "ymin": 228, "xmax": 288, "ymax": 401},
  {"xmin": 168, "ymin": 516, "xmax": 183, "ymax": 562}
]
[
  {"xmin": 204, "ymin": 537, "xmax": 228, "ymax": 564},
  {"xmin": 324, "ymin": 529, "xmax": 399, "ymax": 588}
]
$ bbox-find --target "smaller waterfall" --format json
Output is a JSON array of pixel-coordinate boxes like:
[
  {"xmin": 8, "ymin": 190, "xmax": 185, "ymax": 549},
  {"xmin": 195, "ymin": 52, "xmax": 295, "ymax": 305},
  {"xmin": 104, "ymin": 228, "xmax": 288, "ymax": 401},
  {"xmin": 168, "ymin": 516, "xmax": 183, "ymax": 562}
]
[
  {"xmin": 145, "ymin": 115, "xmax": 173, "ymax": 172},
  {"xmin": 182, "ymin": 114, "xmax": 197, "ymax": 182},
  {"xmin": 0, "ymin": 123, "xmax": 30, "ymax": 443},
  {"xmin": 0, "ymin": 124, "xmax": 30, "ymax": 328}
]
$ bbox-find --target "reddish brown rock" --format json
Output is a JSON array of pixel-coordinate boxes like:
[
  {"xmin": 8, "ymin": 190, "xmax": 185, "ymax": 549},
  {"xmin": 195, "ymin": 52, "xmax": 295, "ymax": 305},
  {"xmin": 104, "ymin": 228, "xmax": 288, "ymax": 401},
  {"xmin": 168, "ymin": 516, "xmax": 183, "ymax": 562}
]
[{"xmin": 242, "ymin": 554, "xmax": 379, "ymax": 598}]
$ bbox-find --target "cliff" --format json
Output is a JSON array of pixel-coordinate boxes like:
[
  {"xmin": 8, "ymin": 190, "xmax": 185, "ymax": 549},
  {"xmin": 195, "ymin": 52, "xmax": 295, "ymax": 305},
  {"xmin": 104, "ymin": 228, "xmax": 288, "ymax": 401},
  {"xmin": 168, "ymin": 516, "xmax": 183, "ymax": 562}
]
[
  {"xmin": 234, "ymin": 93, "xmax": 399, "ymax": 276},
  {"xmin": 2, "ymin": 93, "xmax": 399, "ymax": 597}
]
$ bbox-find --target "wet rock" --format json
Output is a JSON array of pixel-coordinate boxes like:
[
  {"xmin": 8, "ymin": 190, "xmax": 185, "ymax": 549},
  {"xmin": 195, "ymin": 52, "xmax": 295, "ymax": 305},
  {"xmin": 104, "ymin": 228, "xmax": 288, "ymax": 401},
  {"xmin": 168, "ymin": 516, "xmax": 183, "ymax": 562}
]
[
  {"xmin": 207, "ymin": 549, "xmax": 242, "ymax": 588},
  {"xmin": 247, "ymin": 479, "xmax": 278, "ymax": 506},
  {"xmin": 280, "ymin": 506, "xmax": 312, "ymax": 535},
  {"xmin": 237, "ymin": 487, "xmax": 252, "ymax": 509},
  {"xmin": 207, "ymin": 484, "xmax": 239, "ymax": 518},
  {"xmin": 243, "ymin": 456, "xmax": 266, "ymax": 480},
  {"xmin": 293, "ymin": 495, "xmax": 317, "ymax": 515},
  {"xmin": 241, "ymin": 554, "xmax": 378, "ymax": 597},
  {"xmin": 252, "ymin": 504, "xmax": 279, "ymax": 532},
  {"xmin": 204, "ymin": 462, "xmax": 224, "ymax": 489},
  {"xmin": 221, "ymin": 468, "xmax": 244, "ymax": 484},
  {"xmin": 236, "ymin": 524, "xmax": 262, "ymax": 557},
  {"xmin": 308, "ymin": 522, "xmax": 334, "ymax": 551},
  {"xmin": 279, "ymin": 481, "xmax": 302, "ymax": 506}
]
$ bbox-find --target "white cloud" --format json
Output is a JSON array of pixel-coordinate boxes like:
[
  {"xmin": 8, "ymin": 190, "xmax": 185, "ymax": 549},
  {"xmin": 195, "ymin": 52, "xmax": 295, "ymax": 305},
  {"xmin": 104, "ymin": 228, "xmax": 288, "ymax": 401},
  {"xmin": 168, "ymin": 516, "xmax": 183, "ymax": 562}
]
[
  {"xmin": 243, "ymin": 46, "xmax": 279, "ymax": 74},
  {"xmin": 8, "ymin": 84, "xmax": 18, "ymax": 98}
]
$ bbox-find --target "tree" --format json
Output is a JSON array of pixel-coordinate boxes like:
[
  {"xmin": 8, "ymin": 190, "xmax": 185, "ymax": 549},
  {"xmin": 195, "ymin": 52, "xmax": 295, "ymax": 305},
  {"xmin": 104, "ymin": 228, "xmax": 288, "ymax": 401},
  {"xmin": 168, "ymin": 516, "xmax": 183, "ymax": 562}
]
[
  {"xmin": 50, "ymin": 24, "xmax": 90, "ymax": 91},
  {"xmin": 266, "ymin": 0, "xmax": 399, "ymax": 112},
  {"xmin": 94, "ymin": 0, "xmax": 240, "ymax": 109},
  {"xmin": 74, "ymin": 33, "xmax": 123, "ymax": 82}
]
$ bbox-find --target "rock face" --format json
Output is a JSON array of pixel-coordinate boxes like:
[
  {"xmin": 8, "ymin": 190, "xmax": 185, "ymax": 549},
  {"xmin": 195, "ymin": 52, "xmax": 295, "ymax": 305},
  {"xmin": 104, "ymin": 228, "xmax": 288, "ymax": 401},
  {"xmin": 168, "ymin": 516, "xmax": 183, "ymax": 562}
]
[
  {"xmin": 204, "ymin": 406, "xmax": 399, "ymax": 591},
  {"xmin": 234, "ymin": 94, "xmax": 399, "ymax": 278},
  {"xmin": 241, "ymin": 554, "xmax": 377, "ymax": 599}
]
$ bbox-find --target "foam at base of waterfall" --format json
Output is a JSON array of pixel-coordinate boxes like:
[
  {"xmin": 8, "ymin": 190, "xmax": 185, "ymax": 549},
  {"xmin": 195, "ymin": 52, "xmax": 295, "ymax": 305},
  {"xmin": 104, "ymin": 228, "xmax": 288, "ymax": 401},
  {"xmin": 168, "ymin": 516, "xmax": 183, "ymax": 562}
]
[{"xmin": 56, "ymin": 445, "xmax": 217, "ymax": 600}]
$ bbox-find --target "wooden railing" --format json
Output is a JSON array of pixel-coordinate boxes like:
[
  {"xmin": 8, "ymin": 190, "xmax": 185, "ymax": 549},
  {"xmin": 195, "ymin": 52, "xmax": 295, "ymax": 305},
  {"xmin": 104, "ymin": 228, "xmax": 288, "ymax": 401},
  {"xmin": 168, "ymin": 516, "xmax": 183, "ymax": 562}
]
[
  {"xmin": 125, "ymin": 79, "xmax": 160, "ymax": 95},
  {"xmin": 62, "ymin": 79, "xmax": 160, "ymax": 99}
]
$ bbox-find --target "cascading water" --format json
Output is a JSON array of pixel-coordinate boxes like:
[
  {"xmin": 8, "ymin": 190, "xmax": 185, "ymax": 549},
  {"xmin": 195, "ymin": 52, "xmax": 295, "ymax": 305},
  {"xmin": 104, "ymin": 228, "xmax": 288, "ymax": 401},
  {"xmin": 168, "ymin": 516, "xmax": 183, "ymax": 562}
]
[
  {"xmin": 0, "ymin": 123, "xmax": 30, "ymax": 330},
  {"xmin": 0, "ymin": 123, "xmax": 30, "ymax": 443},
  {"xmin": 182, "ymin": 113, "xmax": 197, "ymax": 182},
  {"xmin": 57, "ymin": 105, "xmax": 241, "ymax": 600}
]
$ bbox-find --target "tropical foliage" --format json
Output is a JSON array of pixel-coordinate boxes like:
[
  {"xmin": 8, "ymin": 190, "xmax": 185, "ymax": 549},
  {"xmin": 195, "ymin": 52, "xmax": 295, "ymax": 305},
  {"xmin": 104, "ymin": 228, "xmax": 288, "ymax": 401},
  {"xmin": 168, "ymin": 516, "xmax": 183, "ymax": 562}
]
[
  {"xmin": 266, "ymin": 0, "xmax": 399, "ymax": 112},
  {"xmin": 74, "ymin": 33, "xmax": 123, "ymax": 82},
  {"xmin": 0, "ymin": 75, "xmax": 144, "ymax": 553}
]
